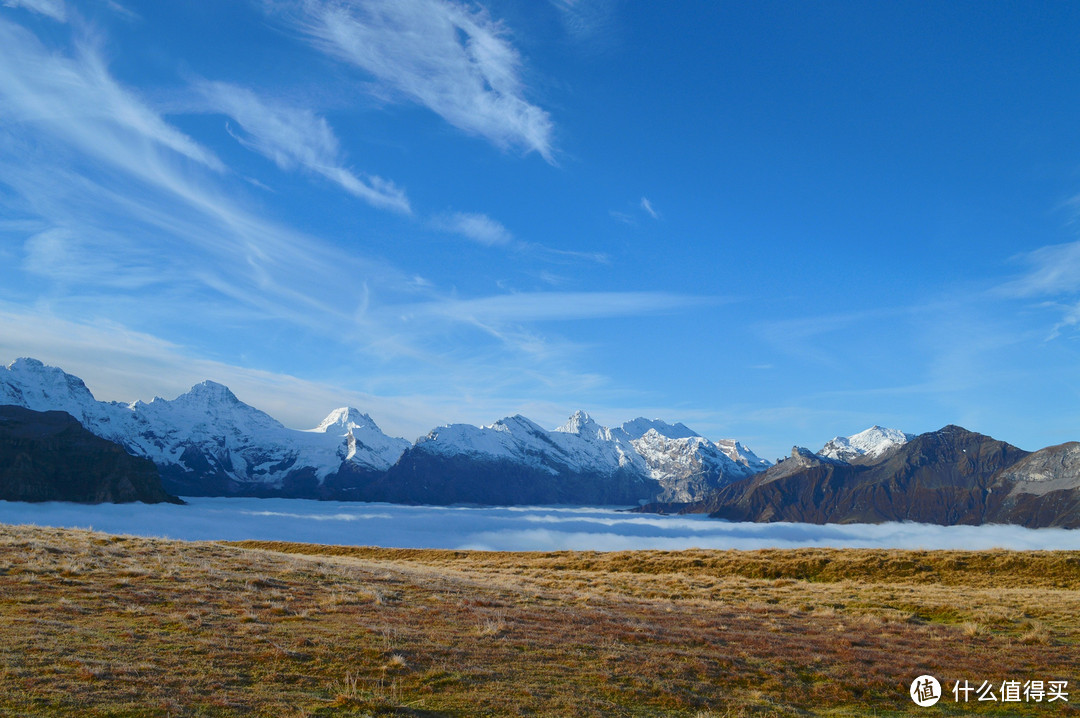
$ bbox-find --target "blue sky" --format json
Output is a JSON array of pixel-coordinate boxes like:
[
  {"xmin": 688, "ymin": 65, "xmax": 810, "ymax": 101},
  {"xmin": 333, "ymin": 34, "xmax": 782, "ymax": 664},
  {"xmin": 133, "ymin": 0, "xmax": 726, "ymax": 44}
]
[{"xmin": 3, "ymin": 0, "xmax": 1080, "ymax": 460}]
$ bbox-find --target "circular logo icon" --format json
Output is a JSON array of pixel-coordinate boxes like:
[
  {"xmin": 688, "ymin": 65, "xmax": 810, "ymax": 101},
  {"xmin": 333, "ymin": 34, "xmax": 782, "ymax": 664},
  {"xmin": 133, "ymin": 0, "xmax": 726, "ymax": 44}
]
[{"xmin": 910, "ymin": 675, "xmax": 942, "ymax": 707}]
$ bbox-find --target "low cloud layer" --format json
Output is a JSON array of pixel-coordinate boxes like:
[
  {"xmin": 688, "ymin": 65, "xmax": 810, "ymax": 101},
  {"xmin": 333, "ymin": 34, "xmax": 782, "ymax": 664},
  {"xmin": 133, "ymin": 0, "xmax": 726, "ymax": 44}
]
[{"xmin": 1, "ymin": 498, "xmax": 1076, "ymax": 551}]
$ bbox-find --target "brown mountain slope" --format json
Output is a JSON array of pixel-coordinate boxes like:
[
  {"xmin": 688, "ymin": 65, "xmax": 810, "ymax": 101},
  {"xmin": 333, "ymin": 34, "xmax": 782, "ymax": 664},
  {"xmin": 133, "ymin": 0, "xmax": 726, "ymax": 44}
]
[{"xmin": 698, "ymin": 425, "xmax": 1080, "ymax": 527}]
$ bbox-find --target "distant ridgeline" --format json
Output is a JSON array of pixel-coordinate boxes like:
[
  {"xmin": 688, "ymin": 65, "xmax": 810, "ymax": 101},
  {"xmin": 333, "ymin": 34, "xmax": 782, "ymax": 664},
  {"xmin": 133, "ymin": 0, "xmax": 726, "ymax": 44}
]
[
  {"xmin": 1, "ymin": 358, "xmax": 1079, "ymax": 527},
  {"xmin": 0, "ymin": 358, "xmax": 767, "ymax": 506}
]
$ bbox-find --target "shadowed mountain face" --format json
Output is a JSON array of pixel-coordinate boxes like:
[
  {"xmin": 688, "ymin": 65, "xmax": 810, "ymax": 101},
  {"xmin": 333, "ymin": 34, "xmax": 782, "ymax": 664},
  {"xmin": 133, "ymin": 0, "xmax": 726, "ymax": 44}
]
[
  {"xmin": 691, "ymin": 425, "xmax": 1080, "ymax": 528},
  {"xmin": 0, "ymin": 406, "xmax": 181, "ymax": 504}
]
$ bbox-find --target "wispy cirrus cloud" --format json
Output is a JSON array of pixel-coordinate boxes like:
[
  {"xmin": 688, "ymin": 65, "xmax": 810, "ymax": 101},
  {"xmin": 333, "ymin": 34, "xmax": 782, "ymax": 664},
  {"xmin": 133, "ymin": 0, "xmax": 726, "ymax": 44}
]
[
  {"xmin": 401, "ymin": 291, "xmax": 719, "ymax": 324},
  {"xmin": 999, "ymin": 241, "xmax": 1080, "ymax": 297},
  {"xmin": 995, "ymin": 240, "xmax": 1080, "ymax": 339},
  {"xmin": 549, "ymin": 0, "xmax": 617, "ymax": 46},
  {"xmin": 640, "ymin": 196, "xmax": 659, "ymax": 219},
  {"xmin": 432, "ymin": 211, "xmax": 513, "ymax": 246},
  {"xmin": 275, "ymin": 0, "xmax": 555, "ymax": 162},
  {"xmin": 0, "ymin": 14, "xmax": 417, "ymax": 335},
  {"xmin": 428, "ymin": 211, "xmax": 609, "ymax": 265},
  {"xmin": 0, "ymin": 20, "xmax": 224, "ymax": 175},
  {"xmin": 2, "ymin": 0, "xmax": 66, "ymax": 21},
  {"xmin": 198, "ymin": 81, "xmax": 410, "ymax": 213}
]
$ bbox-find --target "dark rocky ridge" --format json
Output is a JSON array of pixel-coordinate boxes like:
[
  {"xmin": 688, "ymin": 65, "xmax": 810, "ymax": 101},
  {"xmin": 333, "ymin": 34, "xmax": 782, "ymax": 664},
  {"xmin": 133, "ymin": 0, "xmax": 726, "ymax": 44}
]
[
  {"xmin": 657, "ymin": 425, "xmax": 1080, "ymax": 528},
  {"xmin": 0, "ymin": 406, "xmax": 181, "ymax": 504}
]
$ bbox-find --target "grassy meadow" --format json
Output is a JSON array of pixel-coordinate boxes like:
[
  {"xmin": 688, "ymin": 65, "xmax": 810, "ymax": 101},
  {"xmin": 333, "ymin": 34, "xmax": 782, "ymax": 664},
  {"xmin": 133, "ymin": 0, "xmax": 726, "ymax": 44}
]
[{"xmin": 0, "ymin": 523, "xmax": 1077, "ymax": 716}]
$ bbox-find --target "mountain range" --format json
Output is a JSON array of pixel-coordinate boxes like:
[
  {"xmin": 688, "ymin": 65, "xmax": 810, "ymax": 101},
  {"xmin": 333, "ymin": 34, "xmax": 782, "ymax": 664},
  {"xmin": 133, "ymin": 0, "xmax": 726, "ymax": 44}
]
[
  {"xmin": 647, "ymin": 425, "xmax": 1080, "ymax": 529},
  {"xmin": 0, "ymin": 358, "xmax": 767, "ymax": 505},
  {"xmin": 4, "ymin": 357, "xmax": 1079, "ymax": 527}
]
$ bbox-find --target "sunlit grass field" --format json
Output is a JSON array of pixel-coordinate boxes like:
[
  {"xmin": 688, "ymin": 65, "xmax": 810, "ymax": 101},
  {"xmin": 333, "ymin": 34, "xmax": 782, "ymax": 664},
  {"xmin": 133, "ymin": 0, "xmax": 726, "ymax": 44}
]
[{"xmin": 0, "ymin": 523, "xmax": 1077, "ymax": 716}]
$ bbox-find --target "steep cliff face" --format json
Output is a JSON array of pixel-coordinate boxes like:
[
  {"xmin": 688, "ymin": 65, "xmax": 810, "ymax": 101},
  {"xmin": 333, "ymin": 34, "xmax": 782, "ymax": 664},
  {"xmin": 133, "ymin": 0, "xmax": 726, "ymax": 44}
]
[
  {"xmin": 0, "ymin": 406, "xmax": 181, "ymax": 504},
  {"xmin": 992, "ymin": 442, "xmax": 1080, "ymax": 528}
]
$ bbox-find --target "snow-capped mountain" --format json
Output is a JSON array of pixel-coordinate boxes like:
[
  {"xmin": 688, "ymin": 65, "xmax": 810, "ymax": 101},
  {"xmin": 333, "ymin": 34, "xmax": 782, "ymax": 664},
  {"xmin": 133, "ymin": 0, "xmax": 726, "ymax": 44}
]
[
  {"xmin": 0, "ymin": 358, "xmax": 130, "ymax": 438},
  {"xmin": 380, "ymin": 412, "xmax": 659, "ymax": 505},
  {"xmin": 630, "ymin": 430, "xmax": 757, "ymax": 502},
  {"xmin": 306, "ymin": 407, "xmax": 411, "ymax": 471},
  {"xmin": 411, "ymin": 411, "xmax": 643, "ymax": 476},
  {"xmin": 606, "ymin": 417, "xmax": 772, "ymax": 501},
  {"xmin": 380, "ymin": 410, "xmax": 773, "ymax": 505},
  {"xmin": 818, "ymin": 426, "xmax": 914, "ymax": 463},
  {"xmin": 0, "ymin": 358, "xmax": 770, "ymax": 505},
  {"xmin": 0, "ymin": 358, "xmax": 409, "ymax": 498}
]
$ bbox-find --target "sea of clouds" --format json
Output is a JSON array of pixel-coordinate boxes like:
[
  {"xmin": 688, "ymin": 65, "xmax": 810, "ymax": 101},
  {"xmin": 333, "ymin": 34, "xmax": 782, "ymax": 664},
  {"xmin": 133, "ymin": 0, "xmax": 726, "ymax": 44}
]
[{"xmin": 0, "ymin": 497, "xmax": 1078, "ymax": 551}]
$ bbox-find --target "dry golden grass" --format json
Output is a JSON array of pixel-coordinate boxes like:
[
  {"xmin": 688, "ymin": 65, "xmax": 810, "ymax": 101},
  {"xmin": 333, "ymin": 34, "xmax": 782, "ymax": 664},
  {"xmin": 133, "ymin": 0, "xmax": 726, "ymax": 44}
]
[{"xmin": 0, "ymin": 524, "xmax": 1077, "ymax": 716}]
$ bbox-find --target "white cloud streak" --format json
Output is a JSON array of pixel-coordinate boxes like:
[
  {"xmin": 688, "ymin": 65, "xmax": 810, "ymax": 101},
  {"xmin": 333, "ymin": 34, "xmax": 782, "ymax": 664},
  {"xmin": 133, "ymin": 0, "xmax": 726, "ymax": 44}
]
[
  {"xmin": 999, "ymin": 241, "xmax": 1080, "ymax": 297},
  {"xmin": 995, "ymin": 241, "xmax": 1080, "ymax": 339},
  {"xmin": 433, "ymin": 211, "xmax": 513, "ymax": 246},
  {"xmin": 0, "ymin": 22, "xmax": 223, "ymax": 174},
  {"xmin": 2, "ymin": 0, "xmax": 66, "ymax": 21},
  {"xmin": 401, "ymin": 291, "xmax": 718, "ymax": 324},
  {"xmin": 640, "ymin": 196, "xmax": 659, "ymax": 219},
  {"xmin": 549, "ymin": 0, "xmax": 617, "ymax": 47},
  {"xmin": 282, "ymin": 0, "xmax": 555, "ymax": 161},
  {"xmin": 200, "ymin": 81, "xmax": 410, "ymax": 213}
]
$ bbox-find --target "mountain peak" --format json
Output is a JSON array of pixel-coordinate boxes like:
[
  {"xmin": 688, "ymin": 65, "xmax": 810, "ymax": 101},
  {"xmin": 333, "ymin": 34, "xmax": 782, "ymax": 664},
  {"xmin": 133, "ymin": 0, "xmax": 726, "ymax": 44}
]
[
  {"xmin": 9, "ymin": 357, "xmax": 45, "ymax": 370},
  {"xmin": 819, "ymin": 425, "xmax": 913, "ymax": 462},
  {"xmin": 555, "ymin": 410, "xmax": 599, "ymax": 435},
  {"xmin": 163, "ymin": 380, "xmax": 242, "ymax": 409},
  {"xmin": 313, "ymin": 407, "xmax": 378, "ymax": 434},
  {"xmin": 1, "ymin": 357, "xmax": 99, "ymax": 410}
]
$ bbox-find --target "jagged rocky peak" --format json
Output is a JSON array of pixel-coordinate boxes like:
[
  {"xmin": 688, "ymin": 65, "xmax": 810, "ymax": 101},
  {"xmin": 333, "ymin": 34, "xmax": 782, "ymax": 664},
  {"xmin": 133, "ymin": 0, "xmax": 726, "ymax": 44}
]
[
  {"xmin": 716, "ymin": 438, "xmax": 772, "ymax": 469},
  {"xmin": 819, "ymin": 425, "xmax": 914, "ymax": 462},
  {"xmin": 313, "ymin": 407, "xmax": 380, "ymax": 434},
  {"xmin": 998, "ymin": 442, "xmax": 1080, "ymax": 486},
  {"xmin": 555, "ymin": 409, "xmax": 599, "ymax": 435}
]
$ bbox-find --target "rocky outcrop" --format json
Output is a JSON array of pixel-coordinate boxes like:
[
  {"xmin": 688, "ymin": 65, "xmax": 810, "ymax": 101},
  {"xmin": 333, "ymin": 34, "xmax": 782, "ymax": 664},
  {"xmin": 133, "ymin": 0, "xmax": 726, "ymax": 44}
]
[
  {"xmin": 0, "ymin": 406, "xmax": 181, "ymax": 504},
  {"xmin": 991, "ymin": 442, "xmax": 1080, "ymax": 528}
]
